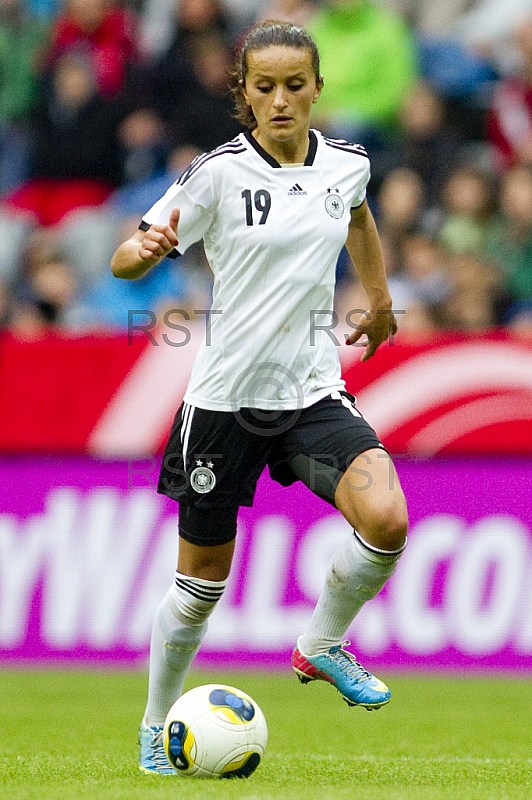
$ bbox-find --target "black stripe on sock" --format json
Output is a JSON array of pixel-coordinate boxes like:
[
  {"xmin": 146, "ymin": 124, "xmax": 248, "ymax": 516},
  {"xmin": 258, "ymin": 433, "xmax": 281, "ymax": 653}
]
[{"xmin": 175, "ymin": 577, "xmax": 225, "ymax": 602}]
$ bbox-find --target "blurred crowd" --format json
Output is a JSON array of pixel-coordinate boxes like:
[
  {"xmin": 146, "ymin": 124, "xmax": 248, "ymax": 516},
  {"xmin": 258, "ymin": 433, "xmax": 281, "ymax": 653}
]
[{"xmin": 1, "ymin": 0, "xmax": 532, "ymax": 337}]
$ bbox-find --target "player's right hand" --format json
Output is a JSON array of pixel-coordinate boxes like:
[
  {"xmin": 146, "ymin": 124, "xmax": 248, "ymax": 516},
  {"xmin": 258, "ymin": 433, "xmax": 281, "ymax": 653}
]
[{"xmin": 138, "ymin": 207, "xmax": 180, "ymax": 264}]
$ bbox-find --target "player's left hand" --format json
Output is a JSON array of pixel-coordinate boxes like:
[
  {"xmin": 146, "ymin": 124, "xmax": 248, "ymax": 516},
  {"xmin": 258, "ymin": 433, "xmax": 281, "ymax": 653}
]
[{"xmin": 345, "ymin": 308, "xmax": 398, "ymax": 361}]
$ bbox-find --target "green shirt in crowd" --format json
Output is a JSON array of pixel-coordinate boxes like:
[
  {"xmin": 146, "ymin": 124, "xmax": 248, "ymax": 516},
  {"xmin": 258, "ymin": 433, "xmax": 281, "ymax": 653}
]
[
  {"xmin": 484, "ymin": 220, "xmax": 532, "ymax": 303},
  {"xmin": 310, "ymin": 0, "xmax": 418, "ymax": 131},
  {"xmin": 0, "ymin": 12, "xmax": 49, "ymax": 121}
]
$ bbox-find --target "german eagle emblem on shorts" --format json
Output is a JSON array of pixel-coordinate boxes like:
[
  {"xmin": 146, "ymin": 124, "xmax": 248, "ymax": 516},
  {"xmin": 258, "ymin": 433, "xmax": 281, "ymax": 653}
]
[{"xmin": 190, "ymin": 465, "xmax": 216, "ymax": 494}]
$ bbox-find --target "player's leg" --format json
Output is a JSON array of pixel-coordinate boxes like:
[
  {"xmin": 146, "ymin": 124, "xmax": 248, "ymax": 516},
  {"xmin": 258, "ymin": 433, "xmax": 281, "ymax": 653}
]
[
  {"xmin": 335, "ymin": 447, "xmax": 407, "ymax": 550},
  {"xmin": 140, "ymin": 403, "xmax": 272, "ymax": 772},
  {"xmin": 274, "ymin": 392, "xmax": 408, "ymax": 708},
  {"xmin": 294, "ymin": 449, "xmax": 407, "ymax": 708},
  {"xmin": 293, "ymin": 449, "xmax": 407, "ymax": 709},
  {"xmin": 140, "ymin": 508, "xmax": 238, "ymax": 774},
  {"xmin": 300, "ymin": 447, "xmax": 407, "ymax": 655}
]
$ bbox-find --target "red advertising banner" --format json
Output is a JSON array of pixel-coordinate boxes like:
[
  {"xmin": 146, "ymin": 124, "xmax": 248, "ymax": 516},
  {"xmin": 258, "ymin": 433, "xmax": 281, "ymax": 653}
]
[
  {"xmin": 2, "ymin": 328, "xmax": 532, "ymax": 455},
  {"xmin": 342, "ymin": 331, "xmax": 532, "ymax": 456}
]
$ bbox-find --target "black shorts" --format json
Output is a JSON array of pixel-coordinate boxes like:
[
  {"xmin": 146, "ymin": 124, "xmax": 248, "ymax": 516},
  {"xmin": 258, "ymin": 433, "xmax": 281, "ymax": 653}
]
[{"xmin": 157, "ymin": 390, "xmax": 385, "ymax": 514}]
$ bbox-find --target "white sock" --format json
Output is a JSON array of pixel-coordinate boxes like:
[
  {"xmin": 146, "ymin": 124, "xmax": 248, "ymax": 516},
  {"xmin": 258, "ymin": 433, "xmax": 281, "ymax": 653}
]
[
  {"xmin": 299, "ymin": 531, "xmax": 405, "ymax": 657},
  {"xmin": 143, "ymin": 572, "xmax": 226, "ymax": 727}
]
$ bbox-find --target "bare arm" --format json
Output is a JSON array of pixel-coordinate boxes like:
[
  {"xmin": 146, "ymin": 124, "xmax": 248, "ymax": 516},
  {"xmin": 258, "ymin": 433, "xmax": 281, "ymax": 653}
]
[
  {"xmin": 344, "ymin": 199, "xmax": 397, "ymax": 361},
  {"xmin": 110, "ymin": 208, "xmax": 180, "ymax": 280}
]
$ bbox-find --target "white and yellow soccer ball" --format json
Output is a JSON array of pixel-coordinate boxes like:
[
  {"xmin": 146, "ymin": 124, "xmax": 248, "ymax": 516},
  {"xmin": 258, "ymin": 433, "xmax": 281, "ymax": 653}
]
[{"xmin": 163, "ymin": 684, "xmax": 268, "ymax": 779}]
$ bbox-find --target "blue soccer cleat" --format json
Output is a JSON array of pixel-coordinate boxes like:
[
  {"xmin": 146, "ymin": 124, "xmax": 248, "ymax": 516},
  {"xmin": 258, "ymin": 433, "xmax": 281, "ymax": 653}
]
[
  {"xmin": 139, "ymin": 722, "xmax": 176, "ymax": 774},
  {"xmin": 292, "ymin": 637, "xmax": 391, "ymax": 710}
]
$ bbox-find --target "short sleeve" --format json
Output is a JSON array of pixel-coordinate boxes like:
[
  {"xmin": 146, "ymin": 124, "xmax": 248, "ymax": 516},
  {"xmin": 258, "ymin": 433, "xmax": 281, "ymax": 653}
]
[
  {"xmin": 141, "ymin": 161, "xmax": 215, "ymax": 255},
  {"xmin": 350, "ymin": 157, "xmax": 371, "ymax": 209}
]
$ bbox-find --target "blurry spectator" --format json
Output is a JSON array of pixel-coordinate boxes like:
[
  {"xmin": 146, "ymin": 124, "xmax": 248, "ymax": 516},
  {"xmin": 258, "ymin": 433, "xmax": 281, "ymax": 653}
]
[
  {"xmin": 256, "ymin": 0, "xmax": 316, "ymax": 27},
  {"xmin": 483, "ymin": 164, "xmax": 532, "ymax": 304},
  {"xmin": 308, "ymin": 0, "xmax": 418, "ymax": 144},
  {"xmin": 398, "ymin": 4, "xmax": 498, "ymax": 147},
  {"xmin": 137, "ymin": 0, "xmax": 173, "ymax": 60},
  {"xmin": 81, "ymin": 217, "xmax": 192, "ymax": 328},
  {"xmin": 23, "ymin": 257, "xmax": 80, "ymax": 324},
  {"xmin": 107, "ymin": 145, "xmax": 202, "ymax": 219},
  {"xmin": 133, "ymin": 1, "xmax": 242, "ymax": 154},
  {"xmin": 49, "ymin": 145, "xmax": 211, "ymax": 325},
  {"xmin": 402, "ymin": 233, "xmax": 451, "ymax": 305},
  {"xmin": 382, "ymin": 0, "xmax": 471, "ymax": 37},
  {"xmin": 374, "ymin": 167, "xmax": 425, "ymax": 274},
  {"xmin": 222, "ymin": 0, "xmax": 259, "ymax": 34},
  {"xmin": 0, "ymin": 0, "xmax": 49, "ymax": 194},
  {"xmin": 434, "ymin": 251, "xmax": 501, "ymax": 330},
  {"xmin": 391, "ymin": 81, "xmax": 465, "ymax": 206},
  {"xmin": 403, "ymin": 233, "xmax": 451, "ymax": 306},
  {"xmin": 47, "ymin": 0, "xmax": 137, "ymax": 97},
  {"xmin": 11, "ymin": 228, "xmax": 87, "ymax": 330},
  {"xmin": 3, "ymin": 52, "xmax": 124, "ymax": 226},
  {"xmin": 454, "ymin": 0, "xmax": 532, "ymax": 75},
  {"xmin": 388, "ymin": 232, "xmax": 450, "ymax": 313},
  {"xmin": 172, "ymin": 0, "xmax": 233, "ymax": 48},
  {"xmin": 488, "ymin": 17, "xmax": 532, "ymax": 170},
  {"xmin": 505, "ymin": 301, "xmax": 532, "ymax": 337},
  {"xmin": 152, "ymin": 31, "xmax": 244, "ymax": 153},
  {"xmin": 53, "ymin": 145, "xmax": 202, "ymax": 288},
  {"xmin": 118, "ymin": 108, "xmax": 169, "ymax": 185},
  {"xmin": 0, "ymin": 207, "xmax": 33, "ymax": 285},
  {"xmin": 9, "ymin": 209, "xmax": 195, "ymax": 331},
  {"xmin": 335, "ymin": 268, "xmax": 436, "ymax": 337},
  {"xmin": 416, "ymin": 37, "xmax": 496, "ymax": 110},
  {"xmin": 142, "ymin": 32, "xmax": 243, "ymax": 152},
  {"xmin": 140, "ymin": 0, "xmax": 233, "ymax": 62},
  {"xmin": 438, "ymin": 165, "xmax": 497, "ymax": 255}
]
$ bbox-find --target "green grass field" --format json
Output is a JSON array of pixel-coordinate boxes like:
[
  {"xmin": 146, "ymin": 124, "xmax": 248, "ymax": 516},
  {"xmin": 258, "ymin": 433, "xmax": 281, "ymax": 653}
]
[{"xmin": 1, "ymin": 669, "xmax": 531, "ymax": 800}]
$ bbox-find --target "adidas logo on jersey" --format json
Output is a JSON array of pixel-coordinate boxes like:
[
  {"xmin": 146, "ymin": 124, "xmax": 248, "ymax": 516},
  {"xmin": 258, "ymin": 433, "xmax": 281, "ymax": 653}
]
[{"xmin": 288, "ymin": 183, "xmax": 307, "ymax": 195}]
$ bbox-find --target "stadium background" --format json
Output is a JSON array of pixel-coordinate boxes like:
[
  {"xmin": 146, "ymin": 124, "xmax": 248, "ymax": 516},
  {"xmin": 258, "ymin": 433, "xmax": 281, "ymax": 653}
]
[{"xmin": 1, "ymin": 0, "xmax": 532, "ymax": 677}]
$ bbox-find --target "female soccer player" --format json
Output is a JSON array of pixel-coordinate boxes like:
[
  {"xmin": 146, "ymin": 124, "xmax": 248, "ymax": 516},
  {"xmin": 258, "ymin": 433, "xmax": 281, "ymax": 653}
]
[{"xmin": 111, "ymin": 21, "xmax": 408, "ymax": 774}]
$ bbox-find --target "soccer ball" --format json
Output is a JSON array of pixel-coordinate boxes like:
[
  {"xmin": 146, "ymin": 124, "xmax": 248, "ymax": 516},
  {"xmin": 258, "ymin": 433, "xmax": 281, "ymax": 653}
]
[{"xmin": 163, "ymin": 684, "xmax": 268, "ymax": 778}]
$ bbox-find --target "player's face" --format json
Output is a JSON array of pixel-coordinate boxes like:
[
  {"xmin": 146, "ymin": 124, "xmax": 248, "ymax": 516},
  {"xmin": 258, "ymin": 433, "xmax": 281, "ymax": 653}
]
[{"xmin": 243, "ymin": 46, "xmax": 322, "ymax": 154}]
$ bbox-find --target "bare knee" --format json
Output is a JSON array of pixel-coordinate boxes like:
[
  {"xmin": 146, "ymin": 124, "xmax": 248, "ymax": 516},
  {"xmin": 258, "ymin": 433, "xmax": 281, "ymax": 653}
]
[
  {"xmin": 339, "ymin": 491, "xmax": 408, "ymax": 552},
  {"xmin": 335, "ymin": 451, "xmax": 408, "ymax": 552},
  {"xmin": 362, "ymin": 497, "xmax": 408, "ymax": 551}
]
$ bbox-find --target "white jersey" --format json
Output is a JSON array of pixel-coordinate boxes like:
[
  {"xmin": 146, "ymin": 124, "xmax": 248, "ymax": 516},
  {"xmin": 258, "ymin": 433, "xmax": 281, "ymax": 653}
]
[{"xmin": 141, "ymin": 129, "xmax": 370, "ymax": 411}]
